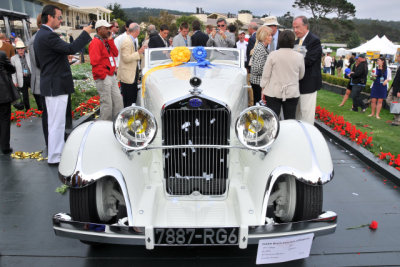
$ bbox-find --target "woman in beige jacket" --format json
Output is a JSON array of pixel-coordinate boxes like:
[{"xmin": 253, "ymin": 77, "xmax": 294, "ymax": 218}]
[{"xmin": 260, "ymin": 30, "xmax": 305, "ymax": 119}]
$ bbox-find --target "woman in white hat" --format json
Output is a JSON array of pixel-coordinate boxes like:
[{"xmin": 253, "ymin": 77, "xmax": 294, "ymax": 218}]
[{"xmin": 11, "ymin": 40, "xmax": 31, "ymax": 111}]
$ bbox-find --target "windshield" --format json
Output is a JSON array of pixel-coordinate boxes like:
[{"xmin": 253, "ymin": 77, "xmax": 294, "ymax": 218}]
[{"xmin": 146, "ymin": 47, "xmax": 242, "ymax": 69}]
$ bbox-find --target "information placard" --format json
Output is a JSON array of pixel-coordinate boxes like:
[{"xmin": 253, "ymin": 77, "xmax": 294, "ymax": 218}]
[{"xmin": 256, "ymin": 233, "xmax": 314, "ymax": 265}]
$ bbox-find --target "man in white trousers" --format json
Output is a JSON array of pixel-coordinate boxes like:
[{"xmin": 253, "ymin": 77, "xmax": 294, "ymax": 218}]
[{"xmin": 34, "ymin": 5, "xmax": 92, "ymax": 165}]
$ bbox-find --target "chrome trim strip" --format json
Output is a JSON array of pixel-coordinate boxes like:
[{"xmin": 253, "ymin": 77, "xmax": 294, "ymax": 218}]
[
  {"xmin": 297, "ymin": 120, "xmax": 333, "ymax": 184},
  {"xmin": 259, "ymin": 121, "xmax": 334, "ymax": 224},
  {"xmin": 59, "ymin": 122, "xmax": 135, "ymax": 226},
  {"xmin": 247, "ymin": 224, "xmax": 336, "ymax": 244},
  {"xmin": 53, "ymin": 226, "xmax": 146, "ymax": 245},
  {"xmin": 161, "ymin": 93, "xmax": 232, "ymax": 118},
  {"xmin": 52, "ymin": 211, "xmax": 336, "ymax": 247},
  {"xmin": 134, "ymin": 144, "xmax": 266, "ymax": 151}
]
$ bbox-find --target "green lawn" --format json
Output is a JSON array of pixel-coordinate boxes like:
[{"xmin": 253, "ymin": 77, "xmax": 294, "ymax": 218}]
[{"xmin": 317, "ymin": 90, "xmax": 400, "ymax": 156}]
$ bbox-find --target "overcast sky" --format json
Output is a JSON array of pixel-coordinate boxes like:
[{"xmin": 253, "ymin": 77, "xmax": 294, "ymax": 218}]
[{"xmin": 64, "ymin": 0, "xmax": 399, "ymax": 21}]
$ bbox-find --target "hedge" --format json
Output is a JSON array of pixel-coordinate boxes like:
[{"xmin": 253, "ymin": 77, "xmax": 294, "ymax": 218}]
[{"xmin": 321, "ymin": 73, "xmax": 372, "ymax": 93}]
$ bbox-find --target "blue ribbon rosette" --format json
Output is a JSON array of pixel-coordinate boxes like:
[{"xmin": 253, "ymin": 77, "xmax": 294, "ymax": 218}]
[{"xmin": 184, "ymin": 46, "xmax": 214, "ymax": 68}]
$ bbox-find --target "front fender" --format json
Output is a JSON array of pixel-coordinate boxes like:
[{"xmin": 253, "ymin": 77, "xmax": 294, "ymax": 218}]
[
  {"xmin": 237, "ymin": 120, "xmax": 333, "ymax": 224},
  {"xmin": 59, "ymin": 121, "xmax": 160, "ymax": 225}
]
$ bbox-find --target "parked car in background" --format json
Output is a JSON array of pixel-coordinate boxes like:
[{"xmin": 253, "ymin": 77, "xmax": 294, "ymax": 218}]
[
  {"xmin": 0, "ymin": 8, "xmax": 31, "ymax": 43},
  {"xmin": 53, "ymin": 47, "xmax": 337, "ymax": 263}
]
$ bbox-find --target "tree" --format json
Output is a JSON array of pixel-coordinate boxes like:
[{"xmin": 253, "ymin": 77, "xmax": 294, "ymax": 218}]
[
  {"xmin": 175, "ymin": 15, "xmax": 199, "ymax": 29},
  {"xmin": 334, "ymin": 0, "xmax": 356, "ymax": 19},
  {"xmin": 292, "ymin": 0, "xmax": 356, "ymax": 37},
  {"xmin": 106, "ymin": 3, "xmax": 127, "ymax": 22},
  {"xmin": 279, "ymin": 11, "xmax": 294, "ymax": 29},
  {"xmin": 292, "ymin": 0, "xmax": 355, "ymax": 20},
  {"xmin": 233, "ymin": 19, "xmax": 244, "ymax": 31},
  {"xmin": 115, "ymin": 18, "xmax": 125, "ymax": 33},
  {"xmin": 148, "ymin": 11, "xmax": 178, "ymax": 36},
  {"xmin": 347, "ymin": 31, "xmax": 361, "ymax": 49},
  {"xmin": 238, "ymin": 10, "xmax": 252, "ymax": 14}
]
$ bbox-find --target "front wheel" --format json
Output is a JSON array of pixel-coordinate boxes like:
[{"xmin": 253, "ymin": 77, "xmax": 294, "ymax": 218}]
[
  {"xmin": 69, "ymin": 177, "xmax": 126, "ymax": 224},
  {"xmin": 268, "ymin": 176, "xmax": 322, "ymax": 223}
]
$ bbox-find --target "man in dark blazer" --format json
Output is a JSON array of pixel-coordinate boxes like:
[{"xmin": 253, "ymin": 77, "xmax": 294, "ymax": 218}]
[
  {"xmin": 293, "ymin": 15, "xmax": 322, "ymax": 124},
  {"xmin": 191, "ymin": 20, "xmax": 208, "ymax": 46},
  {"xmin": 245, "ymin": 22, "xmax": 258, "ymax": 70},
  {"xmin": 34, "ymin": 4, "xmax": 92, "ymax": 165},
  {"xmin": 0, "ymin": 50, "xmax": 16, "ymax": 154},
  {"xmin": 148, "ymin": 24, "xmax": 170, "ymax": 48}
]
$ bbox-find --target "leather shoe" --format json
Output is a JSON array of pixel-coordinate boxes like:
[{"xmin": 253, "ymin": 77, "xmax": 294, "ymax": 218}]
[
  {"xmin": 391, "ymin": 123, "xmax": 399, "ymax": 127},
  {"xmin": 48, "ymin": 162, "xmax": 59, "ymax": 167},
  {"xmin": 2, "ymin": 148, "xmax": 13, "ymax": 154}
]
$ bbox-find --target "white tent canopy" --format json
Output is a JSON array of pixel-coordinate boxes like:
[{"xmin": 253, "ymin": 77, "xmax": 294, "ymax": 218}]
[
  {"xmin": 351, "ymin": 35, "xmax": 397, "ymax": 55},
  {"xmin": 336, "ymin": 48, "xmax": 352, "ymax": 57}
]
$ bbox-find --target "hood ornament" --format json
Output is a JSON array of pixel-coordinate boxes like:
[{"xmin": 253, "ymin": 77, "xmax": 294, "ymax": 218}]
[{"xmin": 189, "ymin": 77, "xmax": 202, "ymax": 95}]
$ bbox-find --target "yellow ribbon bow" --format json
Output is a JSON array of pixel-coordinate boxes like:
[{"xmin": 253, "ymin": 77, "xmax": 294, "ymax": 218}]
[{"xmin": 142, "ymin": 47, "xmax": 191, "ymax": 97}]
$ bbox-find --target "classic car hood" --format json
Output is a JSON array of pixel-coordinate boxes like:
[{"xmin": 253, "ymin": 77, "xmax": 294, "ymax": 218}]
[{"xmin": 144, "ymin": 65, "xmax": 246, "ymax": 110}]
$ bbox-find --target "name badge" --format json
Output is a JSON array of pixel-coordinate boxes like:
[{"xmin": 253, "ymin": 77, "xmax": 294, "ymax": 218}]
[{"xmin": 109, "ymin": 57, "xmax": 115, "ymax": 67}]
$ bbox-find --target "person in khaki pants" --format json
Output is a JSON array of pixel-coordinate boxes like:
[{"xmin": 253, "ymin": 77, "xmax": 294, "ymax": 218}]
[
  {"xmin": 117, "ymin": 23, "xmax": 146, "ymax": 107},
  {"xmin": 88, "ymin": 20, "xmax": 123, "ymax": 121}
]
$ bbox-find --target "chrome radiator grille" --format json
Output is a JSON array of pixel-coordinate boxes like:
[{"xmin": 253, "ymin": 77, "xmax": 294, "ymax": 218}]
[{"xmin": 162, "ymin": 103, "xmax": 230, "ymax": 196}]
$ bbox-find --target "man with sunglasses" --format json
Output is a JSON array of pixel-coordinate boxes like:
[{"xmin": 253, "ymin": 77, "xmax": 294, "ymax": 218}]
[
  {"xmin": 110, "ymin": 20, "xmax": 119, "ymax": 39},
  {"xmin": 206, "ymin": 18, "xmax": 235, "ymax": 48},
  {"xmin": 34, "ymin": 4, "xmax": 92, "ymax": 166}
]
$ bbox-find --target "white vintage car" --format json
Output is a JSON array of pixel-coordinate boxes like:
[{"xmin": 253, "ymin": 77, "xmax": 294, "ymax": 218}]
[{"xmin": 53, "ymin": 47, "xmax": 336, "ymax": 262}]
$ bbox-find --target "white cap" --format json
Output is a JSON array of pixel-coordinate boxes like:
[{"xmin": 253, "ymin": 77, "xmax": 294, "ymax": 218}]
[
  {"xmin": 95, "ymin": 20, "xmax": 112, "ymax": 29},
  {"xmin": 263, "ymin": 16, "xmax": 280, "ymax": 26}
]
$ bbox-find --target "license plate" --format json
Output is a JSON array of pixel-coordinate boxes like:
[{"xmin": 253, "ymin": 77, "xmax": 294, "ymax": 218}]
[{"xmin": 154, "ymin": 227, "xmax": 238, "ymax": 245}]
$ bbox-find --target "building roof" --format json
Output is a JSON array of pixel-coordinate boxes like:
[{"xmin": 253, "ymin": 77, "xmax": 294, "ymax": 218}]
[{"xmin": 76, "ymin": 7, "xmax": 112, "ymax": 14}]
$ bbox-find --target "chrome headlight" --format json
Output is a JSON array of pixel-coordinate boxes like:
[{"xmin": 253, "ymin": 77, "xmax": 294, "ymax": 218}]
[
  {"xmin": 235, "ymin": 106, "xmax": 279, "ymax": 150},
  {"xmin": 113, "ymin": 106, "xmax": 157, "ymax": 150}
]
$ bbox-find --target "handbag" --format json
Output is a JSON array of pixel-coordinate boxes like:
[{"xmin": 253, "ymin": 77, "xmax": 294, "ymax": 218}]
[
  {"xmin": 12, "ymin": 88, "xmax": 24, "ymax": 110},
  {"xmin": 390, "ymin": 102, "xmax": 400, "ymax": 114},
  {"xmin": 0, "ymin": 69, "xmax": 21, "ymax": 105}
]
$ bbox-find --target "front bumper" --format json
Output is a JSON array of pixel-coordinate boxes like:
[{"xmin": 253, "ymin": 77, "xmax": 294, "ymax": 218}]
[{"xmin": 53, "ymin": 211, "xmax": 337, "ymax": 249}]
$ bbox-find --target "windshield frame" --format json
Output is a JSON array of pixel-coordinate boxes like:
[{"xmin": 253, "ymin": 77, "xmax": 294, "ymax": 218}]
[{"xmin": 144, "ymin": 47, "xmax": 244, "ymax": 71}]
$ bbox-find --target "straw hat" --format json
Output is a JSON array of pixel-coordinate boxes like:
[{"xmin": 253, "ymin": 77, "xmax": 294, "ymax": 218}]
[
  {"xmin": 263, "ymin": 16, "xmax": 280, "ymax": 26},
  {"xmin": 15, "ymin": 40, "xmax": 26, "ymax": 49}
]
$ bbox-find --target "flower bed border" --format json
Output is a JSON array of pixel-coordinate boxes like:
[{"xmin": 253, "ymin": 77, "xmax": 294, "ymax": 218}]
[{"xmin": 314, "ymin": 120, "xmax": 400, "ymax": 186}]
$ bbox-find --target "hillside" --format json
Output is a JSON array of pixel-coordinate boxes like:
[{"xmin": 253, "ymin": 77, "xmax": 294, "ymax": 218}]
[
  {"xmin": 353, "ymin": 18, "xmax": 400, "ymax": 42},
  {"xmin": 123, "ymin": 7, "xmax": 192, "ymax": 23}
]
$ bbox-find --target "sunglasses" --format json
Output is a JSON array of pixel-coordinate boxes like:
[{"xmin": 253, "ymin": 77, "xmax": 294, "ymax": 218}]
[{"xmin": 217, "ymin": 24, "xmax": 225, "ymax": 27}]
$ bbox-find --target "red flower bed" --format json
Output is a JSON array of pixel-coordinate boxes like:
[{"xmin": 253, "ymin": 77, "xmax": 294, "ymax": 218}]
[
  {"xmin": 315, "ymin": 106, "xmax": 373, "ymax": 148},
  {"xmin": 11, "ymin": 109, "xmax": 43, "ymax": 127},
  {"xmin": 11, "ymin": 96, "xmax": 100, "ymax": 126},
  {"xmin": 379, "ymin": 152, "xmax": 400, "ymax": 171},
  {"xmin": 315, "ymin": 105, "xmax": 400, "ymax": 172},
  {"xmin": 72, "ymin": 95, "xmax": 100, "ymax": 119}
]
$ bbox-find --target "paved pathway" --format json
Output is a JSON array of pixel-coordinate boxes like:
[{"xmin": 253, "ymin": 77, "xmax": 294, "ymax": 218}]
[{"xmin": 0, "ymin": 118, "xmax": 399, "ymax": 266}]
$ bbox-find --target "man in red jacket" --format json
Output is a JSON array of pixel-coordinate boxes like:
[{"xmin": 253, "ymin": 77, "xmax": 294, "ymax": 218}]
[{"xmin": 89, "ymin": 20, "xmax": 123, "ymax": 121}]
